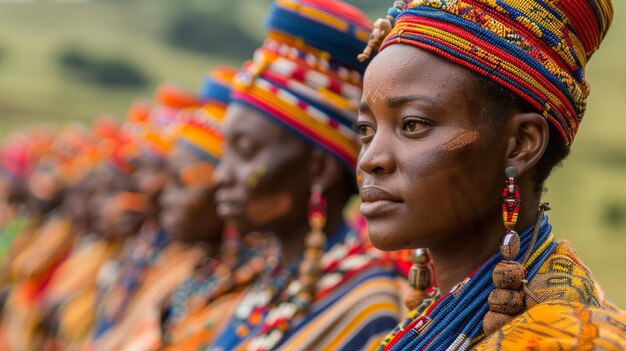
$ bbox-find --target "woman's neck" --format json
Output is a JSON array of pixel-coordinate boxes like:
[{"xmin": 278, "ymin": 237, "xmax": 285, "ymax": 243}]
[{"xmin": 430, "ymin": 198, "xmax": 540, "ymax": 294}]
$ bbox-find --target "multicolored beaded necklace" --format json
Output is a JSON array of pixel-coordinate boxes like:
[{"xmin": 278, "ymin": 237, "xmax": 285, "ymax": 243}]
[
  {"xmin": 208, "ymin": 222, "xmax": 360, "ymax": 351},
  {"xmin": 207, "ymin": 253, "xmax": 298, "ymax": 350},
  {"xmin": 377, "ymin": 216, "xmax": 556, "ymax": 351},
  {"xmin": 246, "ymin": 232, "xmax": 378, "ymax": 351},
  {"xmin": 163, "ymin": 237, "xmax": 276, "ymax": 338},
  {"xmin": 93, "ymin": 227, "xmax": 170, "ymax": 339}
]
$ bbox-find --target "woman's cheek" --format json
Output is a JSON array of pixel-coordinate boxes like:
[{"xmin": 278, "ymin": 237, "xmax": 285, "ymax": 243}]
[{"xmin": 244, "ymin": 192, "xmax": 293, "ymax": 227}]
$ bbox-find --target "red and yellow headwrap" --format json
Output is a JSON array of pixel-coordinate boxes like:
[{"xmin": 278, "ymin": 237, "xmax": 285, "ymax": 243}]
[
  {"xmin": 380, "ymin": 0, "xmax": 613, "ymax": 145},
  {"xmin": 175, "ymin": 66, "xmax": 237, "ymax": 164},
  {"xmin": 232, "ymin": 0, "xmax": 372, "ymax": 173},
  {"xmin": 124, "ymin": 81, "xmax": 211, "ymax": 161}
]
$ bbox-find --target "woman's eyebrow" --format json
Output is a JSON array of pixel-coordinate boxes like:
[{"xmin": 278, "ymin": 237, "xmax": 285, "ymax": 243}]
[
  {"xmin": 388, "ymin": 94, "xmax": 438, "ymax": 108},
  {"xmin": 358, "ymin": 101, "xmax": 371, "ymax": 113}
]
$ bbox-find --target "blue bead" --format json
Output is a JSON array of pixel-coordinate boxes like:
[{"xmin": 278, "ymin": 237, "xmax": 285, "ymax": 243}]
[{"xmin": 388, "ymin": 7, "xmax": 402, "ymax": 19}]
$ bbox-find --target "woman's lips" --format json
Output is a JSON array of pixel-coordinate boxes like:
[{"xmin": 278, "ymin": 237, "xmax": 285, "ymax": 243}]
[{"xmin": 359, "ymin": 185, "xmax": 402, "ymax": 216}]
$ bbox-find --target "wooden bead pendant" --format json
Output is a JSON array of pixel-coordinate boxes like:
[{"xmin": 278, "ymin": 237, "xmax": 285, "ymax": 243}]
[
  {"xmin": 484, "ymin": 167, "xmax": 527, "ymax": 336},
  {"xmin": 483, "ymin": 311, "xmax": 514, "ymax": 335},
  {"xmin": 492, "ymin": 261, "xmax": 525, "ymax": 290},
  {"xmin": 405, "ymin": 248, "xmax": 434, "ymax": 310},
  {"xmin": 487, "ymin": 289, "xmax": 525, "ymax": 315},
  {"xmin": 500, "ymin": 230, "xmax": 520, "ymax": 261}
]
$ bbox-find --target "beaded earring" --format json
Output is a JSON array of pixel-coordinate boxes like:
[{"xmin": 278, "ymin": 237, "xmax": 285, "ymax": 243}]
[
  {"xmin": 293, "ymin": 184, "xmax": 327, "ymax": 309},
  {"xmin": 483, "ymin": 166, "xmax": 526, "ymax": 335},
  {"xmin": 357, "ymin": 1, "xmax": 409, "ymax": 62},
  {"xmin": 405, "ymin": 248, "xmax": 435, "ymax": 310}
]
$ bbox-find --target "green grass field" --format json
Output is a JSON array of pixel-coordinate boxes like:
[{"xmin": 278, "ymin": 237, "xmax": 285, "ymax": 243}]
[{"xmin": 1, "ymin": 1, "xmax": 625, "ymax": 305}]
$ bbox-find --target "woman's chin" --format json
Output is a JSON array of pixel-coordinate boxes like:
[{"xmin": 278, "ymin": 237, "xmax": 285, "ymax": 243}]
[{"xmin": 366, "ymin": 223, "xmax": 403, "ymax": 251}]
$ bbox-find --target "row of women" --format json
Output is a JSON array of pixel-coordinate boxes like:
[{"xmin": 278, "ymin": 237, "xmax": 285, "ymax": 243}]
[{"xmin": 1, "ymin": 0, "xmax": 626, "ymax": 350}]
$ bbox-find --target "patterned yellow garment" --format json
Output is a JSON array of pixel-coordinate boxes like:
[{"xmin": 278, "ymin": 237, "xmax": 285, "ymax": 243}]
[
  {"xmin": 473, "ymin": 240, "xmax": 626, "ymax": 350},
  {"xmin": 48, "ymin": 238, "xmax": 123, "ymax": 349}
]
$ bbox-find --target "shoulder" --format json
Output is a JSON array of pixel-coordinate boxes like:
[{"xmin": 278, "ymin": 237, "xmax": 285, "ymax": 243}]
[
  {"xmin": 473, "ymin": 300, "xmax": 626, "ymax": 350},
  {"xmin": 527, "ymin": 240, "xmax": 619, "ymax": 310}
]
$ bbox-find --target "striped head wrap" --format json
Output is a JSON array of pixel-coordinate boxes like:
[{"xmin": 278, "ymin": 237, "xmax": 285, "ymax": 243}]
[
  {"xmin": 125, "ymin": 81, "xmax": 212, "ymax": 161},
  {"xmin": 0, "ymin": 127, "xmax": 57, "ymax": 181},
  {"xmin": 232, "ymin": 0, "xmax": 372, "ymax": 172},
  {"xmin": 199, "ymin": 65, "xmax": 237, "ymax": 105},
  {"xmin": 378, "ymin": 0, "xmax": 613, "ymax": 145},
  {"xmin": 125, "ymin": 99, "xmax": 173, "ymax": 161},
  {"xmin": 175, "ymin": 66, "xmax": 236, "ymax": 165}
]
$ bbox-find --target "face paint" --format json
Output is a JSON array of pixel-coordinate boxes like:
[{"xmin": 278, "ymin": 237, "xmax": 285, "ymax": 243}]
[
  {"xmin": 364, "ymin": 64, "xmax": 396, "ymax": 103},
  {"xmin": 244, "ymin": 192, "xmax": 293, "ymax": 227},
  {"xmin": 442, "ymin": 129, "xmax": 480, "ymax": 151},
  {"xmin": 247, "ymin": 164, "xmax": 268, "ymax": 190},
  {"xmin": 358, "ymin": 45, "xmax": 505, "ymax": 251}
]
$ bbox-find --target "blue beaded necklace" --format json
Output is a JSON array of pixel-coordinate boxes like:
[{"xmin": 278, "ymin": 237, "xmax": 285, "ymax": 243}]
[{"xmin": 380, "ymin": 216, "xmax": 556, "ymax": 351}]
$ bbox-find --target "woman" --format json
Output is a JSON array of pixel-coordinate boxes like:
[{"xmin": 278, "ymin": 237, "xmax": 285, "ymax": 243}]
[
  {"xmin": 356, "ymin": 0, "xmax": 625, "ymax": 350},
  {"xmin": 139, "ymin": 66, "xmax": 248, "ymax": 351},
  {"xmin": 85, "ymin": 84, "xmax": 211, "ymax": 351},
  {"xmin": 212, "ymin": 1, "xmax": 405, "ymax": 350},
  {"xmin": 158, "ymin": 67, "xmax": 275, "ymax": 351},
  {"xmin": 0, "ymin": 135, "xmax": 36, "ymax": 284},
  {"xmin": 38, "ymin": 124, "xmax": 133, "ymax": 350}
]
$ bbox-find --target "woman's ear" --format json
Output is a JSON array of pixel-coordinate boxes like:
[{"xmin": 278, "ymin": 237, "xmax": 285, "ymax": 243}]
[
  {"xmin": 309, "ymin": 149, "xmax": 342, "ymax": 192},
  {"xmin": 503, "ymin": 112, "xmax": 550, "ymax": 176}
]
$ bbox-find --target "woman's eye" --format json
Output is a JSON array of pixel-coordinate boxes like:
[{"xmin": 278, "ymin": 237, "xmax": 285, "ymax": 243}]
[
  {"xmin": 234, "ymin": 137, "xmax": 257, "ymax": 160},
  {"xmin": 356, "ymin": 123, "xmax": 375, "ymax": 143},
  {"xmin": 402, "ymin": 118, "xmax": 429, "ymax": 135}
]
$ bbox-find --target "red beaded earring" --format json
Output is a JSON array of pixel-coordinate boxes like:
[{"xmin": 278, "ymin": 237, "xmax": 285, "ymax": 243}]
[
  {"xmin": 483, "ymin": 166, "xmax": 526, "ymax": 335},
  {"xmin": 501, "ymin": 166, "xmax": 521, "ymax": 238}
]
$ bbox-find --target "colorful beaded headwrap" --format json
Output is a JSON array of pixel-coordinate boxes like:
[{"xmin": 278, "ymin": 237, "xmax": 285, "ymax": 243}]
[
  {"xmin": 374, "ymin": 0, "xmax": 613, "ymax": 145},
  {"xmin": 175, "ymin": 66, "xmax": 236, "ymax": 165},
  {"xmin": 232, "ymin": 0, "xmax": 372, "ymax": 172},
  {"xmin": 199, "ymin": 65, "xmax": 237, "ymax": 104}
]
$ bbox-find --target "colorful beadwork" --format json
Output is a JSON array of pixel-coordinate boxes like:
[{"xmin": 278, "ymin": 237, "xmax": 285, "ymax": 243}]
[
  {"xmin": 231, "ymin": 0, "xmax": 372, "ymax": 173},
  {"xmin": 377, "ymin": 217, "xmax": 556, "ymax": 351},
  {"xmin": 405, "ymin": 248, "xmax": 435, "ymax": 310},
  {"xmin": 175, "ymin": 66, "xmax": 236, "ymax": 164},
  {"xmin": 245, "ymin": 185, "xmax": 328, "ymax": 350},
  {"xmin": 501, "ymin": 166, "xmax": 520, "ymax": 232},
  {"xmin": 378, "ymin": 0, "xmax": 613, "ymax": 145}
]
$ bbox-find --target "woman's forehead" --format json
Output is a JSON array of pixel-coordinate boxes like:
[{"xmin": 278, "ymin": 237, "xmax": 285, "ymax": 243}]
[{"xmin": 363, "ymin": 45, "xmax": 479, "ymax": 112}]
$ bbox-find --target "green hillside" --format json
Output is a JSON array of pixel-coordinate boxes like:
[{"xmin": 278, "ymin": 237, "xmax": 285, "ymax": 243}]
[{"xmin": 0, "ymin": 0, "xmax": 625, "ymax": 306}]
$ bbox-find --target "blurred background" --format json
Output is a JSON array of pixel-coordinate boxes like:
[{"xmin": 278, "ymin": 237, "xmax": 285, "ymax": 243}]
[{"xmin": 0, "ymin": 0, "xmax": 624, "ymax": 306}]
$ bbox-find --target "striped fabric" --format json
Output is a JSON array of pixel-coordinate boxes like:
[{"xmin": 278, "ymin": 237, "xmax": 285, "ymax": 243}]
[
  {"xmin": 176, "ymin": 66, "xmax": 236, "ymax": 164},
  {"xmin": 209, "ymin": 222, "xmax": 404, "ymax": 351},
  {"xmin": 199, "ymin": 66, "xmax": 237, "ymax": 104},
  {"xmin": 276, "ymin": 263, "xmax": 403, "ymax": 350},
  {"xmin": 381, "ymin": 0, "xmax": 614, "ymax": 145},
  {"xmin": 231, "ymin": 0, "xmax": 372, "ymax": 172}
]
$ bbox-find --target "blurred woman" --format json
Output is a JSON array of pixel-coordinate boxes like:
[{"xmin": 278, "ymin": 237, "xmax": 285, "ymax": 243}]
[
  {"xmin": 211, "ymin": 1, "xmax": 406, "ymax": 350},
  {"xmin": 41, "ymin": 120, "xmax": 148, "ymax": 350},
  {"xmin": 85, "ymin": 85, "xmax": 205, "ymax": 351}
]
